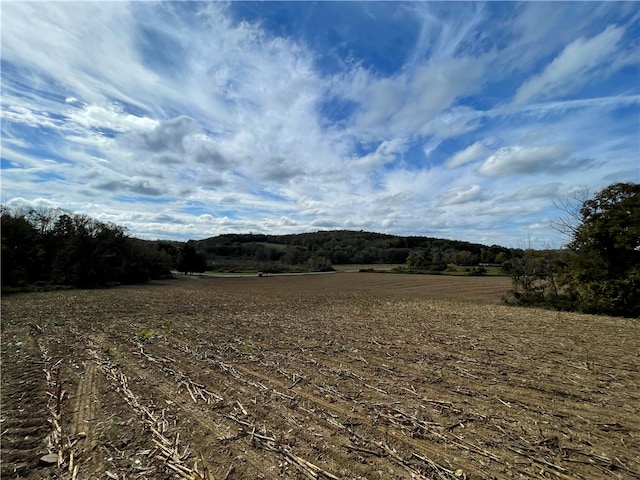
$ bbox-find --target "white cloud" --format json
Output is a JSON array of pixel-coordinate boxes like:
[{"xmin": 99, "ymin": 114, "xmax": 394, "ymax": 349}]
[
  {"xmin": 1, "ymin": 103, "xmax": 60, "ymax": 130},
  {"xmin": 446, "ymin": 139, "xmax": 492, "ymax": 168},
  {"xmin": 352, "ymin": 57, "xmax": 486, "ymax": 139},
  {"xmin": 500, "ymin": 2, "xmax": 633, "ymax": 80},
  {"xmin": 1, "ymin": 2, "xmax": 162, "ymax": 110},
  {"xmin": 421, "ymin": 106, "xmax": 484, "ymax": 139},
  {"xmin": 478, "ymin": 144, "xmax": 575, "ymax": 177},
  {"xmin": 6, "ymin": 197, "xmax": 60, "ymax": 211},
  {"xmin": 407, "ymin": 2, "xmax": 487, "ymax": 65},
  {"xmin": 512, "ymin": 25, "xmax": 625, "ymax": 105},
  {"xmin": 353, "ymin": 138, "xmax": 408, "ymax": 170},
  {"xmin": 67, "ymin": 104, "xmax": 158, "ymax": 132},
  {"xmin": 422, "ymin": 137, "xmax": 444, "ymax": 158},
  {"xmin": 440, "ymin": 185, "xmax": 484, "ymax": 205},
  {"xmin": 196, "ymin": 214, "xmax": 214, "ymax": 223},
  {"xmin": 0, "ymin": 2, "xmax": 637, "ymax": 247}
]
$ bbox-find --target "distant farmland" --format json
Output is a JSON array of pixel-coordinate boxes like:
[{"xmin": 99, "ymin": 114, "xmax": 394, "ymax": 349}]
[{"xmin": 199, "ymin": 271, "xmax": 512, "ymax": 302}]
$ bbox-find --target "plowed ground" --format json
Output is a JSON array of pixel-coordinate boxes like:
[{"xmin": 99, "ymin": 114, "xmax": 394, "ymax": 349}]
[{"xmin": 2, "ymin": 273, "xmax": 639, "ymax": 479}]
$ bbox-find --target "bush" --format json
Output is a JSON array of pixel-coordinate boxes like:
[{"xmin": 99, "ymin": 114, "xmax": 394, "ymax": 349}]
[{"xmin": 506, "ymin": 183, "xmax": 640, "ymax": 317}]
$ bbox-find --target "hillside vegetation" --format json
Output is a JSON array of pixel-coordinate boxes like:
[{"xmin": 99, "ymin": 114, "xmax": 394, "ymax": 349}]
[
  {"xmin": 194, "ymin": 230, "xmax": 512, "ymax": 273},
  {"xmin": 1, "ymin": 207, "xmax": 516, "ymax": 289},
  {"xmin": 0, "ymin": 207, "xmax": 178, "ymax": 291}
]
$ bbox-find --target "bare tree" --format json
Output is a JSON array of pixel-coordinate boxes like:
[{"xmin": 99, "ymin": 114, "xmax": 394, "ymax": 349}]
[
  {"xmin": 551, "ymin": 187, "xmax": 590, "ymax": 244},
  {"xmin": 25, "ymin": 207, "xmax": 65, "ymax": 236}
]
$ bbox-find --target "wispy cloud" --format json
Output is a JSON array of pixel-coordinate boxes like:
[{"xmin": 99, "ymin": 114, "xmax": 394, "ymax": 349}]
[
  {"xmin": 512, "ymin": 25, "xmax": 626, "ymax": 106},
  {"xmin": 446, "ymin": 139, "xmax": 496, "ymax": 169},
  {"xmin": 506, "ymin": 183, "xmax": 563, "ymax": 201},
  {"xmin": 1, "ymin": 2, "xmax": 638, "ymax": 248},
  {"xmin": 440, "ymin": 184, "xmax": 484, "ymax": 206}
]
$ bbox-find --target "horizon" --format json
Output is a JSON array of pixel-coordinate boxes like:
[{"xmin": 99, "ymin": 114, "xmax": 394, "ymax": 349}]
[
  {"xmin": 2, "ymin": 2, "xmax": 639, "ymax": 249},
  {"xmin": 185, "ymin": 227, "xmax": 577, "ymax": 251}
]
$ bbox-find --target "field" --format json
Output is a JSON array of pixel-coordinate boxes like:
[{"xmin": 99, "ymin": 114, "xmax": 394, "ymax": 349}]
[{"xmin": 2, "ymin": 273, "xmax": 639, "ymax": 479}]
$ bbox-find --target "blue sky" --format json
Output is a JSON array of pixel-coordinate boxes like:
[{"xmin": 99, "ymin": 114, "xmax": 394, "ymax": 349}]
[{"xmin": 2, "ymin": 2, "xmax": 639, "ymax": 247}]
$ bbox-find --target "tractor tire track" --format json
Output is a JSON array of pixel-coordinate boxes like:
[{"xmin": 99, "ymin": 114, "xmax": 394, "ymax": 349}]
[
  {"xmin": 68, "ymin": 361, "xmax": 107, "ymax": 478},
  {"xmin": 1, "ymin": 330, "xmax": 54, "ymax": 478}
]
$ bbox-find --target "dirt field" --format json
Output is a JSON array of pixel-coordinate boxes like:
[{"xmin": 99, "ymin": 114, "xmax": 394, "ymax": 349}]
[{"xmin": 2, "ymin": 273, "xmax": 639, "ymax": 479}]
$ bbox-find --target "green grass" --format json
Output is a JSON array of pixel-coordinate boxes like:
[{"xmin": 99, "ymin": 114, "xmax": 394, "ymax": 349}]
[
  {"xmin": 333, "ymin": 264, "xmax": 507, "ymax": 276},
  {"xmin": 137, "ymin": 327, "xmax": 154, "ymax": 342},
  {"xmin": 332, "ymin": 264, "xmax": 400, "ymax": 272},
  {"xmin": 443, "ymin": 266, "xmax": 505, "ymax": 276}
]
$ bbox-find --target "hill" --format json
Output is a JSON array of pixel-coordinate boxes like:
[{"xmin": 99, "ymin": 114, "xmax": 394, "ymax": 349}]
[{"xmin": 193, "ymin": 230, "xmax": 512, "ymax": 272}]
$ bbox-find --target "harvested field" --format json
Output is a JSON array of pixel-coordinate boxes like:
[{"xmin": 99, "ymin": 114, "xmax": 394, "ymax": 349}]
[{"xmin": 1, "ymin": 273, "xmax": 639, "ymax": 479}]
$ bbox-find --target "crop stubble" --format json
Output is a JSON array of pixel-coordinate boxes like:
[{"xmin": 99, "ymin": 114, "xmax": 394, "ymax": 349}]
[{"xmin": 1, "ymin": 273, "xmax": 638, "ymax": 479}]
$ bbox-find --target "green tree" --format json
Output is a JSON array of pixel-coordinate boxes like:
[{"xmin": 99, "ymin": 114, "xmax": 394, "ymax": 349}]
[
  {"xmin": 455, "ymin": 250, "xmax": 478, "ymax": 266},
  {"xmin": 1, "ymin": 208, "xmax": 40, "ymax": 286},
  {"xmin": 178, "ymin": 241, "xmax": 208, "ymax": 275},
  {"xmin": 566, "ymin": 182, "xmax": 640, "ymax": 317},
  {"xmin": 1, "ymin": 206, "xmax": 173, "ymax": 290},
  {"xmin": 405, "ymin": 251, "xmax": 427, "ymax": 270},
  {"xmin": 307, "ymin": 255, "xmax": 333, "ymax": 271},
  {"xmin": 495, "ymin": 251, "xmax": 509, "ymax": 264}
]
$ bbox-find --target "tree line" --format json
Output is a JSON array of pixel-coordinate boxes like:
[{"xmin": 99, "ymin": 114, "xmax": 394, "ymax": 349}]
[{"xmin": 1, "ymin": 207, "xmax": 181, "ymax": 291}]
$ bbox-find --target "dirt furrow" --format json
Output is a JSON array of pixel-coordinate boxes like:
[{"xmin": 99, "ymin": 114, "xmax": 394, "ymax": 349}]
[
  {"xmin": 160, "ymin": 336, "xmax": 511, "ymax": 479},
  {"xmin": 3, "ymin": 276, "xmax": 639, "ymax": 479},
  {"xmin": 1, "ymin": 328, "xmax": 55, "ymax": 478}
]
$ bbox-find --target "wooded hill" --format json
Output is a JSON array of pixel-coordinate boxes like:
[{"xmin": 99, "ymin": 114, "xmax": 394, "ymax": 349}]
[{"xmin": 193, "ymin": 230, "xmax": 513, "ymax": 272}]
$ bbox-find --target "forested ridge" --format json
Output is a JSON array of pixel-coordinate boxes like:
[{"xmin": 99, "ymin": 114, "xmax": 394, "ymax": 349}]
[{"xmin": 194, "ymin": 230, "xmax": 511, "ymax": 272}]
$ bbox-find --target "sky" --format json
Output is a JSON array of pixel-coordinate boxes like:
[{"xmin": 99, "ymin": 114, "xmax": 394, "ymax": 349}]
[{"xmin": 1, "ymin": 1, "xmax": 639, "ymax": 248}]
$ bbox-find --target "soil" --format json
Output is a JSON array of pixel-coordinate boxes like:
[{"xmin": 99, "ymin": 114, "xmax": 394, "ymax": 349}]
[{"xmin": 1, "ymin": 273, "xmax": 638, "ymax": 479}]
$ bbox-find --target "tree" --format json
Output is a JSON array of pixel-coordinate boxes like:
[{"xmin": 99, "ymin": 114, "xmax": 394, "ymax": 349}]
[
  {"xmin": 1, "ymin": 208, "xmax": 40, "ymax": 286},
  {"xmin": 566, "ymin": 182, "xmax": 640, "ymax": 317},
  {"xmin": 455, "ymin": 250, "xmax": 478, "ymax": 266},
  {"xmin": 1, "ymin": 206, "xmax": 173, "ymax": 290},
  {"xmin": 505, "ymin": 184, "xmax": 639, "ymax": 316},
  {"xmin": 405, "ymin": 251, "xmax": 427, "ymax": 270},
  {"xmin": 495, "ymin": 251, "xmax": 509, "ymax": 264},
  {"xmin": 178, "ymin": 241, "xmax": 208, "ymax": 275},
  {"xmin": 551, "ymin": 187, "xmax": 591, "ymax": 242}
]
